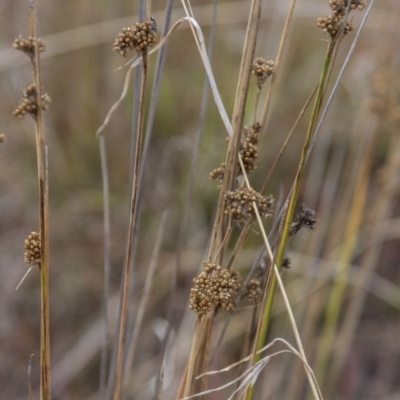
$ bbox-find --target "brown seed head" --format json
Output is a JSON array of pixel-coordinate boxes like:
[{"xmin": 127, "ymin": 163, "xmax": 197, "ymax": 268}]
[
  {"xmin": 0, "ymin": 134, "xmax": 6, "ymax": 143},
  {"xmin": 13, "ymin": 36, "xmax": 45, "ymax": 58},
  {"xmin": 329, "ymin": 0, "xmax": 366, "ymax": 15},
  {"xmin": 224, "ymin": 187, "xmax": 274, "ymax": 222},
  {"xmin": 240, "ymin": 122, "xmax": 261, "ymax": 174},
  {"xmin": 209, "ymin": 163, "xmax": 226, "ymax": 184},
  {"xmin": 251, "ymin": 58, "xmax": 274, "ymax": 89},
  {"xmin": 245, "ymin": 279, "xmax": 262, "ymax": 303},
  {"xmin": 13, "ymin": 84, "xmax": 51, "ymax": 119},
  {"xmin": 113, "ymin": 19, "xmax": 158, "ymax": 57},
  {"xmin": 209, "ymin": 122, "xmax": 262, "ymax": 186},
  {"xmin": 24, "ymin": 231, "xmax": 41, "ymax": 266},
  {"xmin": 189, "ymin": 263, "xmax": 242, "ymax": 316}
]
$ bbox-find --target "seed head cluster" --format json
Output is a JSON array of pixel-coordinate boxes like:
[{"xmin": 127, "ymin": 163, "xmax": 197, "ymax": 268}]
[
  {"xmin": 13, "ymin": 84, "xmax": 51, "ymax": 119},
  {"xmin": 0, "ymin": 134, "xmax": 6, "ymax": 143},
  {"xmin": 225, "ymin": 187, "xmax": 274, "ymax": 221},
  {"xmin": 13, "ymin": 36, "xmax": 45, "ymax": 57},
  {"xmin": 290, "ymin": 204, "xmax": 317, "ymax": 235},
  {"xmin": 113, "ymin": 19, "xmax": 157, "ymax": 56},
  {"xmin": 251, "ymin": 58, "xmax": 274, "ymax": 89},
  {"xmin": 329, "ymin": 0, "xmax": 366, "ymax": 14},
  {"xmin": 189, "ymin": 263, "xmax": 242, "ymax": 316},
  {"xmin": 24, "ymin": 232, "xmax": 41, "ymax": 266},
  {"xmin": 240, "ymin": 122, "xmax": 261, "ymax": 175},
  {"xmin": 317, "ymin": 14, "xmax": 353, "ymax": 38},
  {"xmin": 209, "ymin": 162, "xmax": 226, "ymax": 183},
  {"xmin": 209, "ymin": 123, "xmax": 261, "ymax": 185},
  {"xmin": 245, "ymin": 279, "xmax": 262, "ymax": 303},
  {"xmin": 317, "ymin": 0, "xmax": 366, "ymax": 38}
]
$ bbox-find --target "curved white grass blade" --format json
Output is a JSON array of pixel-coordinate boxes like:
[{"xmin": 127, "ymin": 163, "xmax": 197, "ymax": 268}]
[
  {"xmin": 196, "ymin": 337, "xmax": 318, "ymax": 386},
  {"xmin": 180, "ymin": 357, "xmax": 270, "ymax": 400},
  {"xmin": 184, "ymin": 16, "xmax": 233, "ymax": 136},
  {"xmin": 180, "ymin": 344, "xmax": 317, "ymax": 400}
]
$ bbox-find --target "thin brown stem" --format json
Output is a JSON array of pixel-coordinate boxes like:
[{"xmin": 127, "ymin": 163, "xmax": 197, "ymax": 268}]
[
  {"xmin": 260, "ymin": 0, "xmax": 298, "ymax": 131},
  {"xmin": 261, "ymin": 83, "xmax": 318, "ymax": 193},
  {"xmin": 113, "ymin": 51, "xmax": 148, "ymax": 400},
  {"xmin": 29, "ymin": 2, "xmax": 51, "ymax": 399},
  {"xmin": 123, "ymin": 210, "xmax": 169, "ymax": 392}
]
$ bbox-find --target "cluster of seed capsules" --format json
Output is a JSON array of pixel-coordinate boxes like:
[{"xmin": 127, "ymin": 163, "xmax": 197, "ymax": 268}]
[
  {"xmin": 240, "ymin": 122, "xmax": 261, "ymax": 175},
  {"xmin": 24, "ymin": 232, "xmax": 41, "ymax": 266},
  {"xmin": 113, "ymin": 18, "xmax": 157, "ymax": 56},
  {"xmin": 13, "ymin": 84, "xmax": 51, "ymax": 119},
  {"xmin": 189, "ymin": 263, "xmax": 242, "ymax": 316},
  {"xmin": 251, "ymin": 58, "xmax": 274, "ymax": 89},
  {"xmin": 317, "ymin": 0, "xmax": 366, "ymax": 38},
  {"xmin": 209, "ymin": 122, "xmax": 262, "ymax": 184},
  {"xmin": 13, "ymin": 36, "xmax": 45, "ymax": 57},
  {"xmin": 224, "ymin": 187, "xmax": 274, "ymax": 222}
]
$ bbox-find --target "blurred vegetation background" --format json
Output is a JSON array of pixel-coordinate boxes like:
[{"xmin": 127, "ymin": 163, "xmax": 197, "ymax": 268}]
[{"xmin": 0, "ymin": 0, "xmax": 399, "ymax": 399}]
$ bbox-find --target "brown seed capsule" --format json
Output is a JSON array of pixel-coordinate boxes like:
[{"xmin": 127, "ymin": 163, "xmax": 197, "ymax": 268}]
[
  {"xmin": 24, "ymin": 231, "xmax": 41, "ymax": 266},
  {"xmin": 113, "ymin": 18, "xmax": 158, "ymax": 56}
]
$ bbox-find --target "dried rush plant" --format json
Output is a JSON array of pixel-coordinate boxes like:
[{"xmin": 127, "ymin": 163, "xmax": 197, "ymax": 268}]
[
  {"xmin": 12, "ymin": 2, "xmax": 51, "ymax": 400},
  {"xmin": 11, "ymin": 0, "xmax": 380, "ymax": 399},
  {"xmin": 93, "ymin": 0, "xmax": 375, "ymax": 399},
  {"xmin": 90, "ymin": 0, "xmax": 378, "ymax": 399}
]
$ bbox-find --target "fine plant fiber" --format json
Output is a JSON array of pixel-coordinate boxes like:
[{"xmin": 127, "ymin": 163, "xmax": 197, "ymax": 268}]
[
  {"xmin": 259, "ymin": 0, "xmax": 298, "ymax": 132},
  {"xmin": 99, "ymin": 135, "xmax": 111, "ymax": 400},
  {"xmin": 123, "ymin": 0, "xmax": 144, "ymax": 390},
  {"xmin": 123, "ymin": 210, "xmax": 169, "ymax": 393}
]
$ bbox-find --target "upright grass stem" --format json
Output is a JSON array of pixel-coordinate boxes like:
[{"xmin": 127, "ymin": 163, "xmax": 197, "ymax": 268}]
[
  {"xmin": 29, "ymin": 2, "xmax": 51, "ymax": 399},
  {"xmin": 246, "ymin": 41, "xmax": 334, "ymax": 400},
  {"xmin": 99, "ymin": 135, "xmax": 111, "ymax": 400},
  {"xmin": 113, "ymin": 51, "xmax": 148, "ymax": 400}
]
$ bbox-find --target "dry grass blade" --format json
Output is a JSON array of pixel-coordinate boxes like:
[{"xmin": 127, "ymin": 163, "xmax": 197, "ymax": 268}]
[
  {"xmin": 261, "ymin": 83, "xmax": 318, "ymax": 192},
  {"xmin": 112, "ymin": 46, "xmax": 149, "ymax": 400},
  {"xmin": 180, "ymin": 338, "xmax": 318, "ymax": 400},
  {"xmin": 259, "ymin": 0, "xmax": 297, "ymax": 129},
  {"xmin": 15, "ymin": 265, "xmax": 35, "ymax": 290},
  {"xmin": 99, "ymin": 135, "xmax": 111, "ymax": 400},
  {"xmin": 249, "ymin": 192, "xmax": 323, "ymax": 400},
  {"xmin": 28, "ymin": 354, "xmax": 34, "ymax": 400},
  {"xmin": 123, "ymin": 210, "xmax": 169, "ymax": 392}
]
